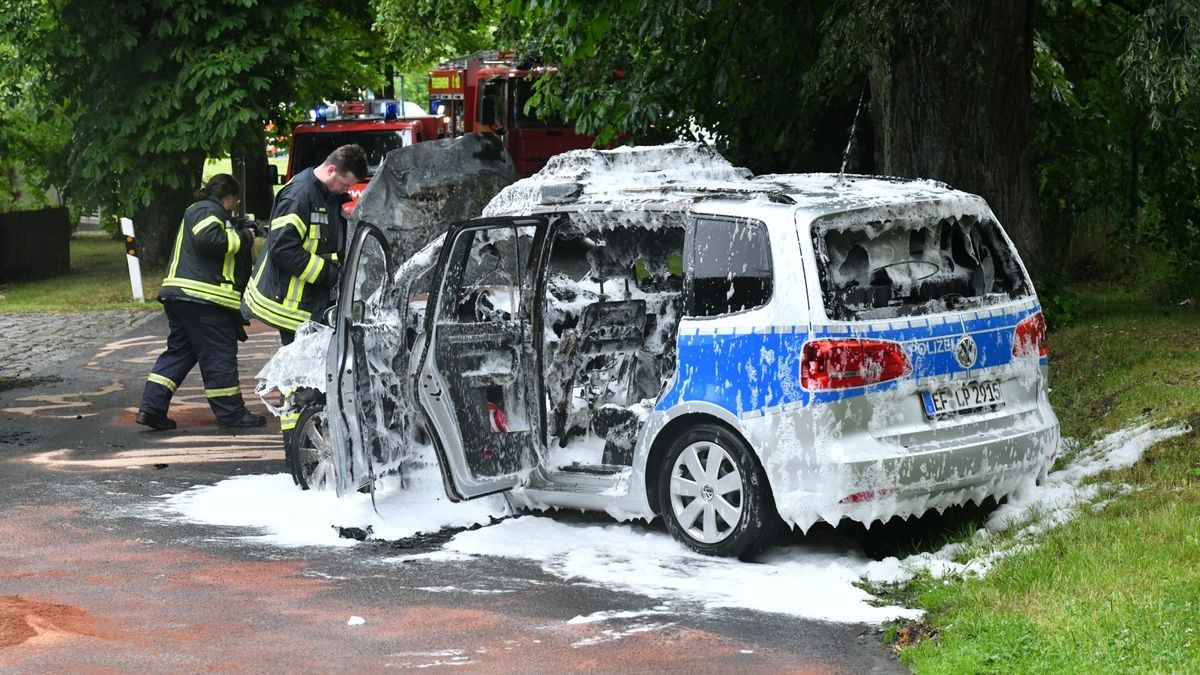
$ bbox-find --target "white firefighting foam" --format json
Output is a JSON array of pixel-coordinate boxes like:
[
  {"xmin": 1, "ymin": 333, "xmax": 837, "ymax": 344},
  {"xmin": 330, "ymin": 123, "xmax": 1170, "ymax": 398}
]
[{"xmin": 146, "ymin": 421, "xmax": 1188, "ymax": 624}]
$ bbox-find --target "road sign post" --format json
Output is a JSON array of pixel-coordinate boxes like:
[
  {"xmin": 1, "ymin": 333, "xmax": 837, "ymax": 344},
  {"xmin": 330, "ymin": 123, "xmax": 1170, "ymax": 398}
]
[{"xmin": 120, "ymin": 217, "xmax": 145, "ymax": 302}]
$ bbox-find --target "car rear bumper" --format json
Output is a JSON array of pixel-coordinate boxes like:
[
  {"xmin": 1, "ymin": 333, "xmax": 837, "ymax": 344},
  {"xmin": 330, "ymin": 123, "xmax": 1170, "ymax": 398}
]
[{"xmin": 755, "ymin": 410, "xmax": 1060, "ymax": 532}]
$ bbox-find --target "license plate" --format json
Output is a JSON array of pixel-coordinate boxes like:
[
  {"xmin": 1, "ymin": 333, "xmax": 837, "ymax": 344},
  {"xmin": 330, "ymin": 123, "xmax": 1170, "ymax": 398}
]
[{"xmin": 921, "ymin": 380, "xmax": 1003, "ymax": 417}]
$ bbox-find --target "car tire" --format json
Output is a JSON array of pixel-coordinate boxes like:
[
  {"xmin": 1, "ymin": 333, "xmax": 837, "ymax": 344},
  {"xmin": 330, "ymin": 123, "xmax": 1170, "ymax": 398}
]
[
  {"xmin": 291, "ymin": 405, "xmax": 336, "ymax": 491},
  {"xmin": 657, "ymin": 422, "xmax": 780, "ymax": 559}
]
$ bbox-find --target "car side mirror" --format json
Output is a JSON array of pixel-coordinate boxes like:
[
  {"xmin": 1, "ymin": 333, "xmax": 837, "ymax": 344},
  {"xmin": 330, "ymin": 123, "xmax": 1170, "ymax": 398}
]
[
  {"xmin": 322, "ymin": 304, "xmax": 338, "ymax": 326},
  {"xmin": 268, "ymin": 164, "xmax": 282, "ymax": 185}
]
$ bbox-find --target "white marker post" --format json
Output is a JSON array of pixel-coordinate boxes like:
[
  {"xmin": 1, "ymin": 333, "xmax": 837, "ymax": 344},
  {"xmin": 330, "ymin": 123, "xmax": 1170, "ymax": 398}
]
[{"xmin": 120, "ymin": 217, "xmax": 145, "ymax": 302}]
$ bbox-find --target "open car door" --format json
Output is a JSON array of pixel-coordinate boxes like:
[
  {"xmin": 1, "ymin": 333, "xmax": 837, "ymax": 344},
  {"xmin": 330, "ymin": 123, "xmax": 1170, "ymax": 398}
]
[
  {"xmin": 328, "ymin": 222, "xmax": 396, "ymax": 496},
  {"xmin": 414, "ymin": 218, "xmax": 544, "ymax": 500}
]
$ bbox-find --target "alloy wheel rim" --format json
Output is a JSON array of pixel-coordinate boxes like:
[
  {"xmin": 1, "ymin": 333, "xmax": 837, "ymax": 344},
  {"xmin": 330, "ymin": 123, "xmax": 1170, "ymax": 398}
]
[
  {"xmin": 668, "ymin": 440, "xmax": 744, "ymax": 544},
  {"xmin": 298, "ymin": 411, "xmax": 334, "ymax": 489}
]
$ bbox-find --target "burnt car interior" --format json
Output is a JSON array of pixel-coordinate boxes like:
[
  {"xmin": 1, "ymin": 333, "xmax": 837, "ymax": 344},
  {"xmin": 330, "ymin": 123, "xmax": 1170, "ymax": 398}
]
[
  {"xmin": 410, "ymin": 210, "xmax": 774, "ymax": 477},
  {"xmin": 542, "ymin": 216, "xmax": 686, "ymax": 468},
  {"xmin": 816, "ymin": 214, "xmax": 1030, "ymax": 321}
]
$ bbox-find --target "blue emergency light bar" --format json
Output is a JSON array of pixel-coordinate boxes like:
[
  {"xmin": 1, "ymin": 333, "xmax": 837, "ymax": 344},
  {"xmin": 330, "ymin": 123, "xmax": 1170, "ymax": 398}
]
[{"xmin": 310, "ymin": 100, "xmax": 411, "ymax": 124}]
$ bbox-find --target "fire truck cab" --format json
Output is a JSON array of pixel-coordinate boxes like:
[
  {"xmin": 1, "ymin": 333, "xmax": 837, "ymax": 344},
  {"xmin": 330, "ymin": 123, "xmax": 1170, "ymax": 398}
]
[
  {"xmin": 286, "ymin": 99, "xmax": 446, "ymax": 214},
  {"xmin": 429, "ymin": 51, "xmax": 596, "ymax": 178}
]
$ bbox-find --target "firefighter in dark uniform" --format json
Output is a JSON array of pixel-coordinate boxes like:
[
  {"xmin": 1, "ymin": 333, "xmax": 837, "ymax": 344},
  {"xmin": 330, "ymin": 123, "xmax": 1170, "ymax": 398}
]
[
  {"xmin": 243, "ymin": 144, "xmax": 367, "ymax": 447},
  {"xmin": 243, "ymin": 144, "xmax": 368, "ymax": 346},
  {"xmin": 136, "ymin": 174, "xmax": 266, "ymax": 430}
]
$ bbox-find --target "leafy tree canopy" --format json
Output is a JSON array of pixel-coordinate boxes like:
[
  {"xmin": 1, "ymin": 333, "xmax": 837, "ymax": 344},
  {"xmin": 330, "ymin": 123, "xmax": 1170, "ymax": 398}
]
[
  {"xmin": 369, "ymin": 0, "xmax": 858, "ymax": 174},
  {"xmin": 1121, "ymin": 0, "xmax": 1200, "ymax": 130},
  {"xmin": 371, "ymin": 0, "xmax": 500, "ymax": 71},
  {"xmin": 6, "ymin": 0, "xmax": 388, "ymax": 220},
  {"xmin": 0, "ymin": 0, "xmax": 70, "ymax": 210},
  {"xmin": 496, "ymin": 0, "xmax": 845, "ymax": 174},
  {"xmin": 376, "ymin": 0, "xmax": 1196, "ymax": 288},
  {"xmin": 1033, "ymin": 0, "xmax": 1200, "ymax": 296}
]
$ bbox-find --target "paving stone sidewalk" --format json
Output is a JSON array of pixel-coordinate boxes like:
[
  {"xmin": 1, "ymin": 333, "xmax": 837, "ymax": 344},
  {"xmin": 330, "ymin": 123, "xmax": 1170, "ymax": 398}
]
[{"xmin": 0, "ymin": 310, "xmax": 156, "ymax": 380}]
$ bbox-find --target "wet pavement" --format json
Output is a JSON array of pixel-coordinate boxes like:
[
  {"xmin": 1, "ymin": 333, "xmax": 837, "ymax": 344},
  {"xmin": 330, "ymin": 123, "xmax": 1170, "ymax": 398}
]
[{"xmin": 0, "ymin": 312, "xmax": 906, "ymax": 672}]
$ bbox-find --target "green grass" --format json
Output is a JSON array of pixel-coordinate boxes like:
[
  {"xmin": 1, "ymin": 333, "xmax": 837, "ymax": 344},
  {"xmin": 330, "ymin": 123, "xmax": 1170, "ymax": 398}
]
[
  {"xmin": 896, "ymin": 289, "xmax": 1200, "ymax": 673},
  {"xmin": 0, "ymin": 235, "xmax": 164, "ymax": 312}
]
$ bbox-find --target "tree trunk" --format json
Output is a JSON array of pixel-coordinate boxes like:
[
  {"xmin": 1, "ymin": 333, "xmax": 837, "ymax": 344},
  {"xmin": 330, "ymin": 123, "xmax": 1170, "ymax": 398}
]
[
  {"xmin": 868, "ymin": 0, "xmax": 1044, "ymax": 273},
  {"xmin": 134, "ymin": 151, "xmax": 204, "ymax": 267},
  {"xmin": 232, "ymin": 123, "xmax": 275, "ymax": 223}
]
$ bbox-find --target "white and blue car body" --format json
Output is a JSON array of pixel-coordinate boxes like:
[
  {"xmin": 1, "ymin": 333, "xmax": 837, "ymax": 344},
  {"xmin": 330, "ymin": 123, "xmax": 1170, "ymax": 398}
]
[{"xmin": 319, "ymin": 143, "xmax": 1059, "ymax": 558}]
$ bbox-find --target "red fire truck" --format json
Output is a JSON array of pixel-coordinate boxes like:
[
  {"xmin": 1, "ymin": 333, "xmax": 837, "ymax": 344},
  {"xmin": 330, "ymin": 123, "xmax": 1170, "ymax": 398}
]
[
  {"xmin": 284, "ymin": 99, "xmax": 446, "ymax": 213},
  {"xmin": 428, "ymin": 51, "xmax": 596, "ymax": 177}
]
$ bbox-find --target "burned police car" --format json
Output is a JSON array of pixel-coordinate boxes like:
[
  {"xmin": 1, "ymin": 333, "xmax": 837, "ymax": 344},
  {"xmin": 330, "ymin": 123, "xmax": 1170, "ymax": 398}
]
[{"xmin": 258, "ymin": 141, "xmax": 1060, "ymax": 559}]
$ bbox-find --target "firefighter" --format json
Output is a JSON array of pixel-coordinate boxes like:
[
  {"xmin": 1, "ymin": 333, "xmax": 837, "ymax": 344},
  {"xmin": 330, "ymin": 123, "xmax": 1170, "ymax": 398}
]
[
  {"xmin": 136, "ymin": 174, "xmax": 266, "ymax": 431},
  {"xmin": 242, "ymin": 144, "xmax": 368, "ymax": 346},
  {"xmin": 242, "ymin": 145, "xmax": 366, "ymax": 456}
]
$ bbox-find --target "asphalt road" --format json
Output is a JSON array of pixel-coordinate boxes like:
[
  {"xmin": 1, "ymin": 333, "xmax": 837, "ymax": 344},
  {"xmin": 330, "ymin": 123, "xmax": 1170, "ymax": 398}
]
[{"xmin": 0, "ymin": 312, "xmax": 905, "ymax": 672}]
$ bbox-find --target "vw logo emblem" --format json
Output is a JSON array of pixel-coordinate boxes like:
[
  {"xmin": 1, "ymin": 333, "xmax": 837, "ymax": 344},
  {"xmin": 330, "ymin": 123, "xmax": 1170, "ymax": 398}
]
[{"xmin": 955, "ymin": 336, "xmax": 978, "ymax": 369}]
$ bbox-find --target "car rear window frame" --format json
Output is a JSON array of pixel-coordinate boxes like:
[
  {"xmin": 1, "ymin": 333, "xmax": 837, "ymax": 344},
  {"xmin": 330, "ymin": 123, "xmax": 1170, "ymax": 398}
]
[{"xmin": 810, "ymin": 207, "xmax": 1032, "ymax": 322}]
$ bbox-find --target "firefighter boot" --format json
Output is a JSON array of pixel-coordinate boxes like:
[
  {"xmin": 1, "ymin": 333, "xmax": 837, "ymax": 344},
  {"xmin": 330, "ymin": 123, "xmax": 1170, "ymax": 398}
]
[
  {"xmin": 136, "ymin": 411, "xmax": 177, "ymax": 431},
  {"xmin": 219, "ymin": 411, "xmax": 267, "ymax": 429}
]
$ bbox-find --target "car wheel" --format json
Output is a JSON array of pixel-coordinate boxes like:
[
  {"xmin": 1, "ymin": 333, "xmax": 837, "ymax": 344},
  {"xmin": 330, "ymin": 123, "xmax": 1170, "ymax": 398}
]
[
  {"xmin": 657, "ymin": 423, "xmax": 779, "ymax": 559},
  {"xmin": 292, "ymin": 405, "xmax": 336, "ymax": 491}
]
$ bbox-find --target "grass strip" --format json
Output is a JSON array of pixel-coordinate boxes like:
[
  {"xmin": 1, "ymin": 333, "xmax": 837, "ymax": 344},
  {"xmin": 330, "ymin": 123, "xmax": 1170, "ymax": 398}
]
[
  {"xmin": 0, "ymin": 236, "xmax": 164, "ymax": 312},
  {"xmin": 897, "ymin": 290, "xmax": 1200, "ymax": 672}
]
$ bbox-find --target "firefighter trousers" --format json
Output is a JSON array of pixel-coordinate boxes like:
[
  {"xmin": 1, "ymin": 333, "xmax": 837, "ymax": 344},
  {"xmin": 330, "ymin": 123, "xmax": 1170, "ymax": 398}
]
[{"xmin": 139, "ymin": 301, "xmax": 248, "ymax": 423}]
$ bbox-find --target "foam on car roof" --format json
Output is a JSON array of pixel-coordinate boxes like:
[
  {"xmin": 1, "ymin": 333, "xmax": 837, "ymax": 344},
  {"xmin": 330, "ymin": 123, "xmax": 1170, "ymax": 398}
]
[{"xmin": 482, "ymin": 142, "xmax": 976, "ymax": 218}]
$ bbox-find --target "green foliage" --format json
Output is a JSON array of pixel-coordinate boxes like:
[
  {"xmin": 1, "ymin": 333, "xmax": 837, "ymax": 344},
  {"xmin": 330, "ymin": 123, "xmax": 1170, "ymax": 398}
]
[
  {"xmin": 1132, "ymin": 237, "xmax": 1200, "ymax": 306},
  {"xmin": 0, "ymin": 105, "xmax": 70, "ymax": 211},
  {"xmin": 811, "ymin": 0, "xmax": 953, "ymax": 86},
  {"xmin": 391, "ymin": 66, "xmax": 433, "ymax": 108},
  {"xmin": 371, "ymin": 0, "xmax": 500, "ymax": 71},
  {"xmin": 1034, "ymin": 0, "xmax": 1200, "ymax": 298},
  {"xmin": 7, "ymin": 0, "xmax": 387, "ymax": 220},
  {"xmin": 1121, "ymin": 0, "xmax": 1200, "ymax": 130},
  {"xmin": 0, "ymin": 0, "xmax": 70, "ymax": 211},
  {"xmin": 492, "ymin": 0, "xmax": 864, "ymax": 174},
  {"xmin": 1030, "ymin": 271, "xmax": 1081, "ymax": 330}
]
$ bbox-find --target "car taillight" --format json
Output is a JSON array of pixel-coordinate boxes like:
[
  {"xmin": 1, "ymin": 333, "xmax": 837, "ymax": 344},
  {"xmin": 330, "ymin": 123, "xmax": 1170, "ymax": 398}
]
[
  {"xmin": 1012, "ymin": 311, "xmax": 1047, "ymax": 359},
  {"xmin": 801, "ymin": 339, "xmax": 911, "ymax": 390},
  {"xmin": 839, "ymin": 488, "xmax": 897, "ymax": 504}
]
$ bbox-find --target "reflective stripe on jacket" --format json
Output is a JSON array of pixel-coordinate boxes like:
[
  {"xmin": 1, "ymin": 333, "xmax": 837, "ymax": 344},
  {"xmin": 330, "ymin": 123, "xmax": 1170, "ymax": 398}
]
[
  {"xmin": 158, "ymin": 198, "xmax": 251, "ymax": 311},
  {"xmin": 243, "ymin": 167, "xmax": 343, "ymax": 331}
]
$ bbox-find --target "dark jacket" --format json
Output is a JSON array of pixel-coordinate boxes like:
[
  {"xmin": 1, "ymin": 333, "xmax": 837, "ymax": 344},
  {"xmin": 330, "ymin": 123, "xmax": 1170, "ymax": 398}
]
[
  {"xmin": 243, "ymin": 167, "xmax": 345, "ymax": 331},
  {"xmin": 158, "ymin": 197, "xmax": 253, "ymax": 312}
]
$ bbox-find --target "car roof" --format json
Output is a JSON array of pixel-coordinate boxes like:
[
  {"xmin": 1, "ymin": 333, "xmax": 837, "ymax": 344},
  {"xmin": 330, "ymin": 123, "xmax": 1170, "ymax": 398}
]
[{"xmin": 481, "ymin": 143, "xmax": 987, "ymax": 221}]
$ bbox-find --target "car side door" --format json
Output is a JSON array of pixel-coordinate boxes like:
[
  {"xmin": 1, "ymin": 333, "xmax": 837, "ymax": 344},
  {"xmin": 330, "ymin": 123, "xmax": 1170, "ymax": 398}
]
[
  {"xmin": 413, "ymin": 217, "xmax": 545, "ymax": 500},
  {"xmin": 328, "ymin": 221, "xmax": 396, "ymax": 495}
]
